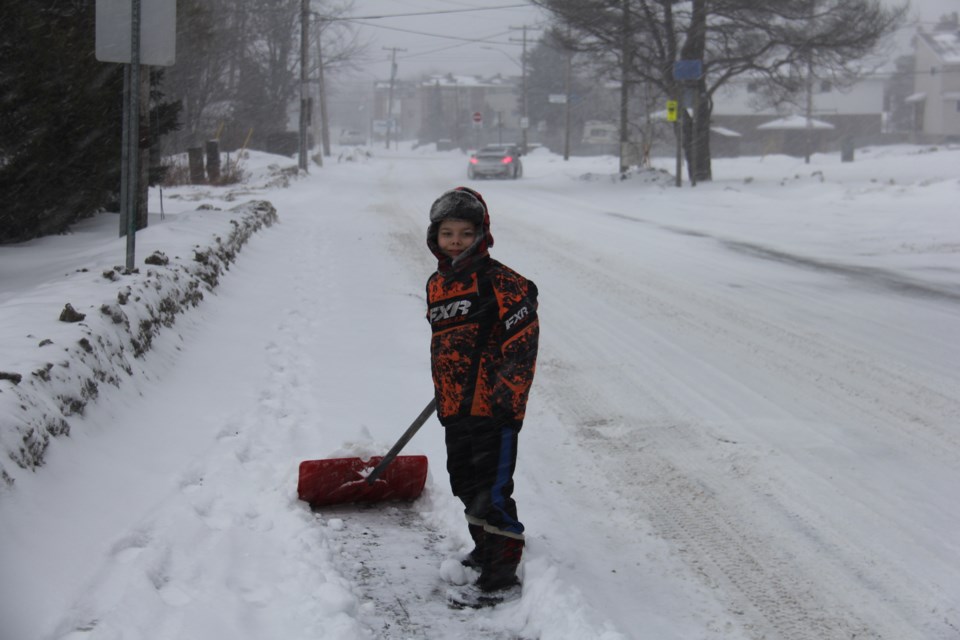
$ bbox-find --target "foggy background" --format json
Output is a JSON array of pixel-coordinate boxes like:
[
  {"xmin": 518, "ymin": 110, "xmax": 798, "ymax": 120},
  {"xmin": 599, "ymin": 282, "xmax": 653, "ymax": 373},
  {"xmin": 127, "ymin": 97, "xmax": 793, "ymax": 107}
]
[{"xmin": 346, "ymin": 0, "xmax": 958, "ymax": 80}]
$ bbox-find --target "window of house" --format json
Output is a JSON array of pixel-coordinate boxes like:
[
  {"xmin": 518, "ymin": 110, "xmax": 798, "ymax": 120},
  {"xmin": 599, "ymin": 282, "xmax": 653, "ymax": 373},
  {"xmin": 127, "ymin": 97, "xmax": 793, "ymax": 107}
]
[
  {"xmin": 820, "ymin": 80, "xmax": 832, "ymax": 93},
  {"xmin": 747, "ymin": 82, "xmax": 758, "ymax": 93}
]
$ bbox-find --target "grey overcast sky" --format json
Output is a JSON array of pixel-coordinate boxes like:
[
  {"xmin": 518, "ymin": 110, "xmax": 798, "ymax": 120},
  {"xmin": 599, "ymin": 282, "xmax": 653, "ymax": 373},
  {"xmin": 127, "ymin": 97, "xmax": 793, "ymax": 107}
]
[
  {"xmin": 344, "ymin": 1, "xmax": 549, "ymax": 80},
  {"xmin": 344, "ymin": 0, "xmax": 960, "ymax": 81}
]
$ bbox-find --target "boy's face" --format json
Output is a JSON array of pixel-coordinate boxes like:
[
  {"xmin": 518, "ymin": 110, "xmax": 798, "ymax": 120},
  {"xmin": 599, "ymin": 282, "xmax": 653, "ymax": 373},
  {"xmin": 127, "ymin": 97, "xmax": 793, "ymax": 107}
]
[{"xmin": 437, "ymin": 218, "xmax": 478, "ymax": 259}]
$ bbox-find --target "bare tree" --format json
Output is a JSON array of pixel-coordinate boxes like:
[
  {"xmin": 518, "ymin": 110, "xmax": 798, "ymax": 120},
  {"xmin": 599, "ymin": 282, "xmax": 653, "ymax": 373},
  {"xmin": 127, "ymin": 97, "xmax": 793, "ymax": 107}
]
[
  {"xmin": 312, "ymin": 1, "xmax": 368, "ymax": 157},
  {"xmin": 161, "ymin": 0, "xmax": 235, "ymax": 150},
  {"xmin": 161, "ymin": 0, "xmax": 365, "ymax": 155},
  {"xmin": 532, "ymin": 0, "xmax": 907, "ymax": 181}
]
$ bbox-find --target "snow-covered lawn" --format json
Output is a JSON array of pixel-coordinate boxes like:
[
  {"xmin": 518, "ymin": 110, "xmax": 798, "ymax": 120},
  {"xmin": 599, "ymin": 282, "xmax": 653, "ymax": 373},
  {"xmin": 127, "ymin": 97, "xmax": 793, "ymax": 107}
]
[{"xmin": 2, "ymin": 143, "xmax": 958, "ymax": 639}]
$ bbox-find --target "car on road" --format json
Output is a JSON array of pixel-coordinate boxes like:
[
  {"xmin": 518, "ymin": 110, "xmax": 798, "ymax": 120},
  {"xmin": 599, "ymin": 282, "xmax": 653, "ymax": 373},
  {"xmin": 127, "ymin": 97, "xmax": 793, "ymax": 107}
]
[
  {"xmin": 467, "ymin": 144, "xmax": 523, "ymax": 180},
  {"xmin": 338, "ymin": 129, "xmax": 367, "ymax": 146}
]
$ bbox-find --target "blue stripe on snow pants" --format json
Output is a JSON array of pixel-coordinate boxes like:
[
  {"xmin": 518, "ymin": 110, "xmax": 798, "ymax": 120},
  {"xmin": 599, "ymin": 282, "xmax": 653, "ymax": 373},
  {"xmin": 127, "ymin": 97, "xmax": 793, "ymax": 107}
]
[{"xmin": 444, "ymin": 418, "xmax": 524, "ymax": 536}]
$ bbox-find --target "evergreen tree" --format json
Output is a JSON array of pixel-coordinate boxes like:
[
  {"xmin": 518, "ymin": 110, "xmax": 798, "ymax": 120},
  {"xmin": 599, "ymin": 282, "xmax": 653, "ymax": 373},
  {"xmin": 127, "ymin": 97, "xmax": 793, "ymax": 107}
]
[{"xmin": 0, "ymin": 0, "xmax": 179, "ymax": 243}]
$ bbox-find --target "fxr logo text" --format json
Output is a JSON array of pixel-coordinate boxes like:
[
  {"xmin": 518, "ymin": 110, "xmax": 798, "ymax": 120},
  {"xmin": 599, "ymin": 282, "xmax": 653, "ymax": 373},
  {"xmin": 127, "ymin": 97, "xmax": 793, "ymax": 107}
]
[
  {"xmin": 430, "ymin": 300, "xmax": 471, "ymax": 322},
  {"xmin": 505, "ymin": 306, "xmax": 529, "ymax": 329}
]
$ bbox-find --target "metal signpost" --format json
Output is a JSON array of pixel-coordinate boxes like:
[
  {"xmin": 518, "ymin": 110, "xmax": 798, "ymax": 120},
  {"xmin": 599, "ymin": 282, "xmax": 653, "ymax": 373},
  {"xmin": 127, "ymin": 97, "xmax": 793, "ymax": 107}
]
[
  {"xmin": 672, "ymin": 59, "xmax": 702, "ymax": 188},
  {"xmin": 95, "ymin": 0, "xmax": 175, "ymax": 269},
  {"xmin": 473, "ymin": 111, "xmax": 482, "ymax": 149}
]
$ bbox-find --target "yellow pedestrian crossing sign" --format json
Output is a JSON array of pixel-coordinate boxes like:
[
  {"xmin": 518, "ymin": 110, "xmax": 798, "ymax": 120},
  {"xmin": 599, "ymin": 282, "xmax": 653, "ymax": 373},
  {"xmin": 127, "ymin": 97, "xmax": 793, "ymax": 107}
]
[{"xmin": 666, "ymin": 100, "xmax": 678, "ymax": 122}]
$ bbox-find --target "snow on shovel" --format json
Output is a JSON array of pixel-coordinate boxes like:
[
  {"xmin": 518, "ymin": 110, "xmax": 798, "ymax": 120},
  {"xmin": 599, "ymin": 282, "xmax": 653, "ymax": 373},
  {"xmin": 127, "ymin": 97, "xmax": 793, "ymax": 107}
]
[{"xmin": 297, "ymin": 398, "xmax": 435, "ymax": 507}]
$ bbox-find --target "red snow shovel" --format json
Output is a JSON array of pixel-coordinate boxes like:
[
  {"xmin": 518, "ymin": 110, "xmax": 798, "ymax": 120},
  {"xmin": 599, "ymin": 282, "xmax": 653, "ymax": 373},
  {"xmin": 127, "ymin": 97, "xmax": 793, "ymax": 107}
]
[{"xmin": 297, "ymin": 398, "xmax": 435, "ymax": 507}]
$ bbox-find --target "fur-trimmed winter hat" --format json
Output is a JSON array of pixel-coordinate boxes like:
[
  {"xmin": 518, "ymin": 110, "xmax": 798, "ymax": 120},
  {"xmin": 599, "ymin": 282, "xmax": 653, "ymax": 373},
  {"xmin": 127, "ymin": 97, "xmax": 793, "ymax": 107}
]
[
  {"xmin": 429, "ymin": 187, "xmax": 487, "ymax": 225},
  {"xmin": 427, "ymin": 186, "xmax": 494, "ymax": 272}
]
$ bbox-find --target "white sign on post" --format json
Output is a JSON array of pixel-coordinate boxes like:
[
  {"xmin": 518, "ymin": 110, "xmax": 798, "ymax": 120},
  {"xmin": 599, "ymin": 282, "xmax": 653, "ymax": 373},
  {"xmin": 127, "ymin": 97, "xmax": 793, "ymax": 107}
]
[{"xmin": 95, "ymin": 0, "xmax": 176, "ymax": 66}]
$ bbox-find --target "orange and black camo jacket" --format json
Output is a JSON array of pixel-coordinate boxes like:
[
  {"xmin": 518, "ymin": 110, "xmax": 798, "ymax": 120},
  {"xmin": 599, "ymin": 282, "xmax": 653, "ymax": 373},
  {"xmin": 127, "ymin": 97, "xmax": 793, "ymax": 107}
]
[{"xmin": 426, "ymin": 257, "xmax": 539, "ymax": 429}]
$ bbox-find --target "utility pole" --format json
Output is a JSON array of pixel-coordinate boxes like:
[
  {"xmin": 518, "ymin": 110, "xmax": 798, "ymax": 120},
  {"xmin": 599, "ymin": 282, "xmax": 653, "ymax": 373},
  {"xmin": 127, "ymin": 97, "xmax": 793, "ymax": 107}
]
[
  {"xmin": 384, "ymin": 47, "xmax": 405, "ymax": 149},
  {"xmin": 509, "ymin": 26, "xmax": 532, "ymax": 154},
  {"xmin": 804, "ymin": 0, "xmax": 817, "ymax": 165},
  {"xmin": 298, "ymin": 0, "xmax": 309, "ymax": 171},
  {"xmin": 805, "ymin": 57, "xmax": 814, "ymax": 164},
  {"xmin": 619, "ymin": 0, "xmax": 631, "ymax": 176},
  {"xmin": 563, "ymin": 40, "xmax": 572, "ymax": 161},
  {"xmin": 315, "ymin": 18, "xmax": 328, "ymax": 162}
]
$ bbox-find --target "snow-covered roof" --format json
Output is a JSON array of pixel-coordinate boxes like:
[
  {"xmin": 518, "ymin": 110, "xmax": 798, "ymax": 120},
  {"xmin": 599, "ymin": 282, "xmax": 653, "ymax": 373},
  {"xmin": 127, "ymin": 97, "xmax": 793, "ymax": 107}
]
[
  {"xmin": 635, "ymin": 110, "xmax": 742, "ymax": 136},
  {"xmin": 757, "ymin": 115, "xmax": 835, "ymax": 130},
  {"xmin": 710, "ymin": 126, "xmax": 742, "ymax": 137},
  {"xmin": 905, "ymin": 92, "xmax": 927, "ymax": 103},
  {"xmin": 942, "ymin": 91, "xmax": 960, "ymax": 100},
  {"xmin": 918, "ymin": 28, "xmax": 960, "ymax": 65},
  {"xmin": 931, "ymin": 31, "xmax": 960, "ymax": 64},
  {"xmin": 419, "ymin": 73, "xmax": 516, "ymax": 88}
]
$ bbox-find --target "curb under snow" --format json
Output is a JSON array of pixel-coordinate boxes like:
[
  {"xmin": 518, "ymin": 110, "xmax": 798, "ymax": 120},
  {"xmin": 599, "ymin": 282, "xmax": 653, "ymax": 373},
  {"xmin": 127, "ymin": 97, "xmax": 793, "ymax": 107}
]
[{"xmin": 0, "ymin": 200, "xmax": 278, "ymax": 489}]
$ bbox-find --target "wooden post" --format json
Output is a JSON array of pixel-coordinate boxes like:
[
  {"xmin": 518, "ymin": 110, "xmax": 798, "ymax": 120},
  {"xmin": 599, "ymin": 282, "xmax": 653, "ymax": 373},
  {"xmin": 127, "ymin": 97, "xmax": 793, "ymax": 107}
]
[
  {"xmin": 188, "ymin": 147, "xmax": 205, "ymax": 183},
  {"xmin": 205, "ymin": 140, "xmax": 220, "ymax": 182}
]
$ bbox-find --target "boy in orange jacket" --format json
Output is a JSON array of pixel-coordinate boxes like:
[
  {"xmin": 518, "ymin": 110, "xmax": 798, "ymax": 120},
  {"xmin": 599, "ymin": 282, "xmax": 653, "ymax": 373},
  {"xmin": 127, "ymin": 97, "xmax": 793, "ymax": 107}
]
[{"xmin": 425, "ymin": 187, "xmax": 539, "ymax": 600}]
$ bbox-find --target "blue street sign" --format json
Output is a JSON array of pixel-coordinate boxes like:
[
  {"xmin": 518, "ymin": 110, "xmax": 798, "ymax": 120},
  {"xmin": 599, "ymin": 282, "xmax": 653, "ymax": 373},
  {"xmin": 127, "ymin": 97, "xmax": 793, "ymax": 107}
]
[{"xmin": 673, "ymin": 60, "xmax": 702, "ymax": 81}]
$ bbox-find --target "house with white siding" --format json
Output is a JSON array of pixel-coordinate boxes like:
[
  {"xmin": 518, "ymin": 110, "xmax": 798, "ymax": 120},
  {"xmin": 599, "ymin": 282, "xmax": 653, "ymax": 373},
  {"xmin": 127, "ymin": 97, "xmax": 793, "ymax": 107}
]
[{"xmin": 907, "ymin": 15, "xmax": 960, "ymax": 141}]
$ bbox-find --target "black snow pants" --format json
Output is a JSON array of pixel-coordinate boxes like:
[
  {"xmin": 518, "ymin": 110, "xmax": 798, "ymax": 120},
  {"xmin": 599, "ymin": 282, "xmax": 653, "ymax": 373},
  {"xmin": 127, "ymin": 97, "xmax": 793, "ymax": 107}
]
[{"xmin": 444, "ymin": 417, "xmax": 524, "ymax": 537}]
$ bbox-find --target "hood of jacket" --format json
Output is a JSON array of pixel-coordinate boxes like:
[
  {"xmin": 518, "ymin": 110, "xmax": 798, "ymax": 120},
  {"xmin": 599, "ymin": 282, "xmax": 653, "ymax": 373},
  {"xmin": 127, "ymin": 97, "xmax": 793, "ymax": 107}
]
[{"xmin": 426, "ymin": 186, "xmax": 494, "ymax": 275}]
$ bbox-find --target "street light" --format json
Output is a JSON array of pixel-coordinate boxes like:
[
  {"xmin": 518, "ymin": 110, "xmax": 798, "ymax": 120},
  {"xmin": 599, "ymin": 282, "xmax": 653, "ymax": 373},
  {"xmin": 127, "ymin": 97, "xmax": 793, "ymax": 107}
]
[{"xmin": 481, "ymin": 45, "xmax": 521, "ymax": 68}]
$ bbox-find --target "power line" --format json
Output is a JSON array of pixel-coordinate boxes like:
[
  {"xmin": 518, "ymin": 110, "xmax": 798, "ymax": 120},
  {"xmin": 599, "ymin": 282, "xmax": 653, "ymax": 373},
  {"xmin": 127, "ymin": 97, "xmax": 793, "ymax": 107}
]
[
  {"xmin": 328, "ymin": 4, "xmax": 530, "ymax": 21},
  {"xmin": 345, "ymin": 20, "xmax": 528, "ymax": 67},
  {"xmin": 400, "ymin": 38, "xmax": 514, "ymax": 63},
  {"xmin": 350, "ymin": 20, "xmax": 516, "ymax": 47}
]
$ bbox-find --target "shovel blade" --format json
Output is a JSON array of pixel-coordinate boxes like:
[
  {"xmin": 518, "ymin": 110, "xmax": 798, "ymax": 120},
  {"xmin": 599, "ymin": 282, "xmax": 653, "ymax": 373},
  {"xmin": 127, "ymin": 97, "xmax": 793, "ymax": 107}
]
[{"xmin": 297, "ymin": 455, "xmax": 428, "ymax": 507}]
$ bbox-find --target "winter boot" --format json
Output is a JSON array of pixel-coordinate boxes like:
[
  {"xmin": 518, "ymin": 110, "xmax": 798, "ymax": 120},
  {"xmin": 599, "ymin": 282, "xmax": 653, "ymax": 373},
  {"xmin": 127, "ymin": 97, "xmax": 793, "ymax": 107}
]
[
  {"xmin": 476, "ymin": 533, "xmax": 523, "ymax": 593},
  {"xmin": 461, "ymin": 523, "xmax": 487, "ymax": 569}
]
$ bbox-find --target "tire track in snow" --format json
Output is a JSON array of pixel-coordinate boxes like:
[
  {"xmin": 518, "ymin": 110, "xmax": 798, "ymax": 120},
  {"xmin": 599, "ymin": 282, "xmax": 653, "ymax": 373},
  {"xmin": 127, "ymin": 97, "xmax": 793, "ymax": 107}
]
[{"xmin": 495, "ymin": 192, "xmax": 959, "ymax": 639}]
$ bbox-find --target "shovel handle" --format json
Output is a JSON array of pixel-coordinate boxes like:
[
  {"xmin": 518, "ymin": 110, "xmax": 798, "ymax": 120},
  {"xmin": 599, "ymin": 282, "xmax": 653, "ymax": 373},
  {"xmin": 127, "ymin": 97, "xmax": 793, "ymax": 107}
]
[{"xmin": 365, "ymin": 397, "xmax": 437, "ymax": 485}]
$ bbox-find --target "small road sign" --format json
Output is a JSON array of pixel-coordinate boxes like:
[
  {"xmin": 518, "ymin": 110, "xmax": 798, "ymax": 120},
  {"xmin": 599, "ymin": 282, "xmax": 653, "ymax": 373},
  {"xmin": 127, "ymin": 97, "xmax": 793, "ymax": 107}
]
[
  {"xmin": 666, "ymin": 100, "xmax": 678, "ymax": 122},
  {"xmin": 95, "ymin": 0, "xmax": 176, "ymax": 66}
]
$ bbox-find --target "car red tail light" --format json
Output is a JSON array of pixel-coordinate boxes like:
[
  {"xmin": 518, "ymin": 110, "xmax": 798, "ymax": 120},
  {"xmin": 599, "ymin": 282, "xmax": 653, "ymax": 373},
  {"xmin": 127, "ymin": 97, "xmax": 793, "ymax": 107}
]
[
  {"xmin": 501, "ymin": 156, "xmax": 513, "ymax": 164},
  {"xmin": 470, "ymin": 157, "xmax": 478, "ymax": 164}
]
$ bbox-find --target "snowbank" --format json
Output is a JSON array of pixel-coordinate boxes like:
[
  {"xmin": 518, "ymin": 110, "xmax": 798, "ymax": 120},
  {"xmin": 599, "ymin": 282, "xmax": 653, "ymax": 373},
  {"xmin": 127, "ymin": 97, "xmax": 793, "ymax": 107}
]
[{"xmin": 0, "ymin": 200, "xmax": 278, "ymax": 486}]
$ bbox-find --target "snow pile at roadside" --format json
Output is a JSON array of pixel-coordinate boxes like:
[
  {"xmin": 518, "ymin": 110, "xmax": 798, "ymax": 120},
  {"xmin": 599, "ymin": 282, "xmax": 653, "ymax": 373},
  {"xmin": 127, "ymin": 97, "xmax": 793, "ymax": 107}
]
[{"xmin": 0, "ymin": 200, "xmax": 278, "ymax": 485}]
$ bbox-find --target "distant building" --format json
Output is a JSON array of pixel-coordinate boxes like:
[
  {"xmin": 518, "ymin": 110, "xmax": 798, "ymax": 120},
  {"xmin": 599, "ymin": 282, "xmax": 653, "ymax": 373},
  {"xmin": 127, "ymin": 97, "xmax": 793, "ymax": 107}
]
[
  {"xmin": 756, "ymin": 115, "xmax": 836, "ymax": 157},
  {"xmin": 906, "ymin": 14, "xmax": 960, "ymax": 142},
  {"xmin": 711, "ymin": 73, "xmax": 886, "ymax": 156},
  {"xmin": 370, "ymin": 74, "xmax": 521, "ymax": 149}
]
